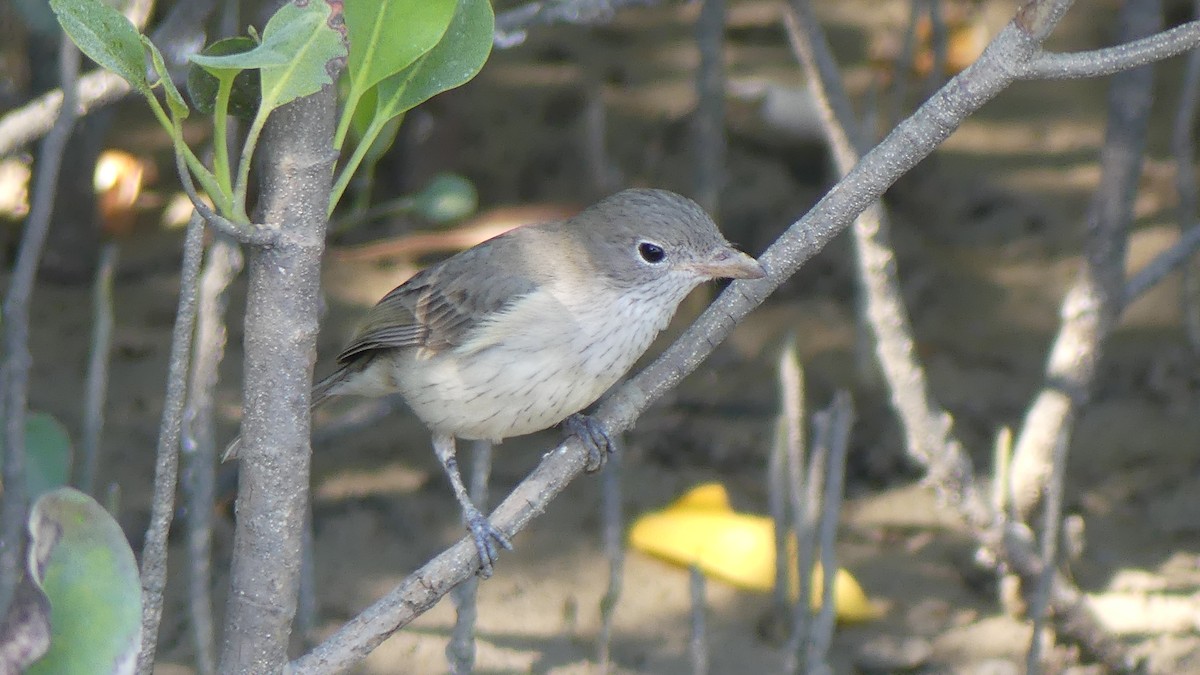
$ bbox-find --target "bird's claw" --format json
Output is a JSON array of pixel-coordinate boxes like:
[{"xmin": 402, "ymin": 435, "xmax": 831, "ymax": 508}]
[
  {"xmin": 467, "ymin": 510, "xmax": 512, "ymax": 578},
  {"xmin": 565, "ymin": 413, "xmax": 616, "ymax": 473}
]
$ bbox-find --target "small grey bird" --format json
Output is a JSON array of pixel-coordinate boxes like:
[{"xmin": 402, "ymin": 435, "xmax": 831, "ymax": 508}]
[{"xmin": 227, "ymin": 188, "xmax": 764, "ymax": 576}]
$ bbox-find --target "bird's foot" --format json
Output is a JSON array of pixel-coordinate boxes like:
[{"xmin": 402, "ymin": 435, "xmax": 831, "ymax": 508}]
[
  {"xmin": 564, "ymin": 413, "xmax": 616, "ymax": 473},
  {"xmin": 466, "ymin": 509, "xmax": 512, "ymax": 579}
]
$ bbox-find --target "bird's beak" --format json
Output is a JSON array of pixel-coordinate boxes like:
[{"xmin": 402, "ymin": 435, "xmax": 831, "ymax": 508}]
[{"xmin": 687, "ymin": 246, "xmax": 766, "ymax": 280}]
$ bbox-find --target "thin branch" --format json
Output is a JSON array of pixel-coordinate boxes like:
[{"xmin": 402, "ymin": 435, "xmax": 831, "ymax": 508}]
[
  {"xmin": 688, "ymin": 566, "xmax": 708, "ymax": 675},
  {"xmin": 923, "ymin": 0, "xmax": 949, "ymax": 94},
  {"xmin": 1174, "ymin": 5, "xmax": 1200, "ymax": 351},
  {"xmin": 0, "ymin": 0, "xmax": 217, "ymax": 157},
  {"xmin": 77, "ymin": 242, "xmax": 119, "ymax": 495},
  {"xmin": 807, "ymin": 393, "xmax": 852, "ymax": 674},
  {"xmin": 1026, "ymin": 431, "xmax": 1069, "ymax": 673},
  {"xmin": 768, "ymin": 342, "xmax": 803, "ymax": 621},
  {"xmin": 447, "ymin": 440, "xmax": 493, "ymax": 674},
  {"xmin": 0, "ymin": 32, "xmax": 81, "ymax": 620},
  {"xmin": 783, "ymin": 0, "xmax": 1134, "ymax": 666},
  {"xmin": 1019, "ymin": 19, "xmax": 1199, "ymax": 79},
  {"xmin": 289, "ymin": 1, "xmax": 1200, "ymax": 669},
  {"xmin": 693, "ymin": 0, "xmax": 726, "ymax": 214},
  {"xmin": 596, "ymin": 433, "xmax": 624, "ymax": 670},
  {"xmin": 493, "ymin": 0, "xmax": 660, "ymax": 48},
  {"xmin": 1010, "ymin": 0, "xmax": 1162, "ymax": 522},
  {"xmin": 784, "ymin": 0, "xmax": 987, "ymax": 529},
  {"xmin": 0, "ymin": 70, "xmax": 128, "ymax": 158},
  {"xmin": 779, "ymin": 346, "xmax": 808, "ymax": 675},
  {"xmin": 886, "ymin": 0, "xmax": 925, "ymax": 126},
  {"xmin": 174, "ymin": 149, "xmax": 279, "ymax": 246},
  {"xmin": 1124, "ymin": 221, "xmax": 1200, "ymax": 302},
  {"xmin": 182, "ymin": 235, "xmax": 243, "ymax": 675},
  {"xmin": 136, "ymin": 212, "xmax": 206, "ymax": 674},
  {"xmin": 789, "ymin": 405, "xmax": 826, "ymax": 673}
]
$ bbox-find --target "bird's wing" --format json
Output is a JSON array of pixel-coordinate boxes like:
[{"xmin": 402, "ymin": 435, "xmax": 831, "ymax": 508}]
[{"xmin": 336, "ymin": 233, "xmax": 540, "ymax": 363}]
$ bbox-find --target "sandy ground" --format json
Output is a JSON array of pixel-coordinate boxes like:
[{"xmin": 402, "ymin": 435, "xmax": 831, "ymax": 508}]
[{"xmin": 8, "ymin": 0, "xmax": 1200, "ymax": 672}]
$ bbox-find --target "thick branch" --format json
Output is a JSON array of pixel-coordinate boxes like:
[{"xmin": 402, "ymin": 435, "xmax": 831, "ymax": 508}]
[{"xmin": 218, "ymin": 87, "xmax": 338, "ymax": 672}]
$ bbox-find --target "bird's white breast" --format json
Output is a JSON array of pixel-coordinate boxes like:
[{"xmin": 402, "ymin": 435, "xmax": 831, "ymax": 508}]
[{"xmin": 392, "ymin": 278, "xmax": 690, "ymax": 442}]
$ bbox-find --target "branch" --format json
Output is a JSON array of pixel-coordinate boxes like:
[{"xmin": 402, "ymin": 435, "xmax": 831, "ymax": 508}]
[
  {"xmin": 218, "ymin": 87, "xmax": 339, "ymax": 672},
  {"xmin": 135, "ymin": 212, "xmax": 207, "ymax": 674},
  {"xmin": 493, "ymin": 0, "xmax": 660, "ymax": 48},
  {"xmin": 0, "ymin": 70, "xmax": 128, "ymax": 158},
  {"xmin": 1124, "ymin": 221, "xmax": 1200, "ymax": 302},
  {"xmin": 290, "ymin": 2, "xmax": 1093, "ymax": 671},
  {"xmin": 174, "ymin": 149, "xmax": 280, "ymax": 246},
  {"xmin": 286, "ymin": 0, "xmax": 1200, "ymax": 669},
  {"xmin": 1019, "ymin": 19, "xmax": 1200, "ymax": 79},
  {"xmin": 692, "ymin": 0, "xmax": 726, "ymax": 214},
  {"xmin": 77, "ymin": 242, "xmax": 119, "ymax": 495},
  {"xmin": 0, "ymin": 33, "xmax": 81, "ymax": 620},
  {"xmin": 182, "ymin": 236, "xmax": 243, "ymax": 675},
  {"xmin": 0, "ymin": 0, "xmax": 218, "ymax": 157},
  {"xmin": 1009, "ymin": 0, "xmax": 1162, "ymax": 522},
  {"xmin": 1173, "ymin": 7, "xmax": 1200, "ymax": 350},
  {"xmin": 784, "ymin": 0, "xmax": 1140, "ymax": 666}
]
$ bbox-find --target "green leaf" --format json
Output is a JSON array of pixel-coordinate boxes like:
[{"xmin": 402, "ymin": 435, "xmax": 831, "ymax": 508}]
[
  {"xmin": 25, "ymin": 488, "xmax": 141, "ymax": 675},
  {"xmin": 257, "ymin": 0, "xmax": 348, "ymax": 113},
  {"xmin": 344, "ymin": 0, "xmax": 456, "ymax": 99},
  {"xmin": 21, "ymin": 413, "xmax": 72, "ymax": 500},
  {"xmin": 375, "ymin": 0, "xmax": 493, "ymax": 121},
  {"xmin": 186, "ymin": 37, "xmax": 262, "ymax": 119},
  {"xmin": 142, "ymin": 36, "xmax": 188, "ymax": 120},
  {"xmin": 189, "ymin": 34, "xmax": 291, "ymax": 72},
  {"xmin": 50, "ymin": 0, "xmax": 149, "ymax": 94}
]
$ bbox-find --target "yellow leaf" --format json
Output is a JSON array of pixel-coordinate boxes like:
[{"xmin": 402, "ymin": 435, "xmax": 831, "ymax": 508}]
[{"xmin": 629, "ymin": 483, "xmax": 881, "ymax": 623}]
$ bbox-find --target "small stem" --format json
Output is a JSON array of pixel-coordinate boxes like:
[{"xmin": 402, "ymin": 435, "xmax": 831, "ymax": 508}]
[
  {"xmin": 233, "ymin": 108, "xmax": 271, "ymax": 222},
  {"xmin": 147, "ymin": 95, "xmax": 228, "ymax": 213},
  {"xmin": 333, "ymin": 87, "xmax": 362, "ymax": 153},
  {"xmin": 329, "ymin": 115, "xmax": 387, "ymax": 217},
  {"xmin": 212, "ymin": 78, "xmax": 235, "ymax": 199}
]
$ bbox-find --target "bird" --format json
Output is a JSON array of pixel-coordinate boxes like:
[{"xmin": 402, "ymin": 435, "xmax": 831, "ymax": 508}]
[{"xmin": 225, "ymin": 188, "xmax": 765, "ymax": 577}]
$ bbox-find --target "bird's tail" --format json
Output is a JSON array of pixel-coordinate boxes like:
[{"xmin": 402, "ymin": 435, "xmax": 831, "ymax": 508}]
[{"xmin": 220, "ymin": 366, "xmax": 349, "ymax": 462}]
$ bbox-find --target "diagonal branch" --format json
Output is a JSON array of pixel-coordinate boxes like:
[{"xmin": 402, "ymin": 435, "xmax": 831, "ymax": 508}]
[
  {"xmin": 288, "ymin": 1, "xmax": 1123, "ymax": 671},
  {"xmin": 783, "ymin": 0, "xmax": 1129, "ymax": 666},
  {"xmin": 287, "ymin": 0, "xmax": 1198, "ymax": 670},
  {"xmin": 1019, "ymin": 19, "xmax": 1200, "ymax": 79}
]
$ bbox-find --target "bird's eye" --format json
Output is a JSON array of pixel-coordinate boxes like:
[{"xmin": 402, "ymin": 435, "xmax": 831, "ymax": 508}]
[{"xmin": 638, "ymin": 242, "xmax": 665, "ymax": 263}]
